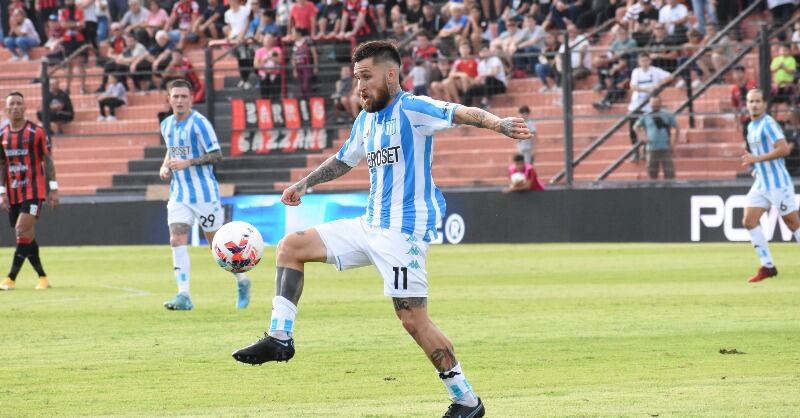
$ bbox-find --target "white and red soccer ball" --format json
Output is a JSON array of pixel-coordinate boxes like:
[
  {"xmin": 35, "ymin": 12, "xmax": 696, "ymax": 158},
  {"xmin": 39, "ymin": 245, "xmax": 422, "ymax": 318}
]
[{"xmin": 212, "ymin": 221, "xmax": 264, "ymax": 273}]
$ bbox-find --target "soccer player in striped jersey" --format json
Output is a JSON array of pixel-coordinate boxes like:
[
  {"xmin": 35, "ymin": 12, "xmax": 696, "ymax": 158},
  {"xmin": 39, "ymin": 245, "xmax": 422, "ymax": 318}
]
[
  {"xmin": 0, "ymin": 92, "xmax": 59, "ymax": 291},
  {"xmin": 233, "ymin": 41, "xmax": 531, "ymax": 417},
  {"xmin": 741, "ymin": 88, "xmax": 800, "ymax": 283},
  {"xmin": 159, "ymin": 79, "xmax": 251, "ymax": 310}
]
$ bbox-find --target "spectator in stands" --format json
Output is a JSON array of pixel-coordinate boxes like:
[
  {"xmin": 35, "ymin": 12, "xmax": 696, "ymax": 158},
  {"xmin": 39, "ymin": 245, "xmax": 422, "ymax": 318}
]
[
  {"xmin": 96, "ymin": 0, "xmax": 110, "ymax": 42},
  {"xmin": 577, "ymin": 0, "xmax": 619, "ymax": 30},
  {"xmin": 730, "ymin": 65, "xmax": 755, "ymax": 148},
  {"xmin": 503, "ymin": 153, "xmax": 545, "ymax": 193},
  {"xmin": 428, "ymin": 56, "xmax": 452, "ymax": 99},
  {"xmin": 436, "ymin": 3, "xmax": 467, "ymax": 53},
  {"xmin": 412, "ymin": 31, "xmax": 439, "ymax": 60},
  {"xmin": 38, "ymin": 78, "xmax": 74, "ymax": 134},
  {"xmin": 630, "ymin": 11, "xmax": 657, "ymax": 46},
  {"xmin": 544, "ymin": 0, "xmax": 583, "ymax": 31},
  {"xmin": 36, "ymin": 0, "xmax": 60, "ymax": 43},
  {"xmin": 634, "ymin": 95, "xmax": 680, "ymax": 179},
  {"xmin": 258, "ymin": 8, "xmax": 281, "ymax": 38},
  {"xmin": 594, "ymin": 25, "xmax": 635, "ymax": 92},
  {"xmin": 4, "ymin": 9, "xmax": 40, "ymax": 61},
  {"xmin": 291, "ymin": 27, "xmax": 317, "ymax": 99},
  {"xmin": 407, "ymin": 57, "xmax": 429, "ymax": 95},
  {"xmin": 164, "ymin": 0, "xmax": 200, "ymax": 49},
  {"xmin": 769, "ymin": 0, "xmax": 796, "ymax": 40},
  {"xmin": 192, "ymin": 0, "xmax": 226, "ymax": 40},
  {"xmin": 792, "ymin": 21, "xmax": 800, "ymax": 60},
  {"xmin": 463, "ymin": 5, "xmax": 489, "ymax": 53},
  {"xmin": 497, "ymin": 0, "xmax": 532, "ymax": 35},
  {"xmin": 122, "ymin": 32, "xmax": 152, "ymax": 92},
  {"xmin": 289, "ymin": 0, "xmax": 317, "ymax": 38},
  {"xmin": 121, "ymin": 0, "xmax": 151, "ymax": 46},
  {"xmin": 511, "ymin": 14, "xmax": 545, "ymax": 76},
  {"xmin": 162, "ymin": 48, "xmax": 204, "ymax": 102},
  {"xmin": 60, "ymin": 0, "xmax": 89, "ymax": 94},
  {"xmin": 96, "ymin": 22, "xmax": 129, "ymax": 92},
  {"xmin": 622, "ymin": 0, "xmax": 654, "ymax": 32},
  {"xmin": 704, "ymin": 24, "xmax": 734, "ymax": 80},
  {"xmin": 437, "ymin": 42, "xmax": 478, "ymax": 103},
  {"xmin": 691, "ymin": 0, "xmax": 716, "ymax": 36},
  {"xmin": 403, "ymin": 0, "xmax": 424, "ymax": 32},
  {"xmin": 97, "ymin": 73, "xmax": 127, "ymax": 121},
  {"xmin": 43, "ymin": 14, "xmax": 64, "ymax": 61},
  {"xmin": 338, "ymin": 0, "xmax": 378, "ymax": 42},
  {"xmin": 658, "ymin": 0, "xmax": 688, "ymax": 44},
  {"xmin": 556, "ymin": 23, "xmax": 591, "ymax": 82},
  {"xmin": 254, "ymin": 32, "xmax": 282, "ymax": 99},
  {"xmin": 462, "ymin": 42, "xmax": 507, "ymax": 108},
  {"xmin": 78, "ymin": 0, "xmax": 100, "ymax": 54},
  {"xmin": 771, "ymin": 43, "xmax": 796, "ymax": 105},
  {"xmin": 535, "ymin": 31, "xmax": 560, "ymax": 92},
  {"xmin": 675, "ymin": 28, "xmax": 708, "ymax": 89},
  {"xmin": 648, "ymin": 23, "xmax": 678, "ymax": 72},
  {"xmin": 317, "ymin": 0, "xmax": 344, "ymax": 39},
  {"xmin": 420, "ymin": 2, "xmax": 444, "ymax": 36},
  {"xmin": 628, "ymin": 53, "xmax": 672, "ymax": 160},
  {"xmin": 490, "ymin": 15, "xmax": 524, "ymax": 57},
  {"xmin": 108, "ymin": 0, "xmax": 129, "ymax": 23},
  {"xmin": 145, "ymin": 0, "xmax": 168, "ymax": 42},
  {"xmin": 517, "ymin": 105, "xmax": 536, "ymax": 163},
  {"xmin": 146, "ymin": 30, "xmax": 173, "ymax": 88},
  {"xmin": 331, "ymin": 65, "xmax": 354, "ymax": 122},
  {"xmin": 221, "ymin": 0, "xmax": 253, "ymax": 88}
]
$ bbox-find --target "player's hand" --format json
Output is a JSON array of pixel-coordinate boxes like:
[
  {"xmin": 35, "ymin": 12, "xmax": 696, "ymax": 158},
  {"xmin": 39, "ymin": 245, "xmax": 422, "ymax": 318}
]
[
  {"xmin": 741, "ymin": 152, "xmax": 760, "ymax": 166},
  {"xmin": 166, "ymin": 159, "xmax": 191, "ymax": 171},
  {"xmin": 47, "ymin": 190, "xmax": 59, "ymax": 208},
  {"xmin": 159, "ymin": 165, "xmax": 172, "ymax": 180},
  {"xmin": 495, "ymin": 117, "xmax": 532, "ymax": 140},
  {"xmin": 281, "ymin": 183, "xmax": 307, "ymax": 206},
  {"xmin": 0, "ymin": 194, "xmax": 8, "ymax": 212}
]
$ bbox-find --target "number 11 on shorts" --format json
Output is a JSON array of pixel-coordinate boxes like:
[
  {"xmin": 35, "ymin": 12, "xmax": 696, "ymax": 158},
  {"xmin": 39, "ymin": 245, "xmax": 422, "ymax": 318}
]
[{"xmin": 393, "ymin": 267, "xmax": 408, "ymax": 290}]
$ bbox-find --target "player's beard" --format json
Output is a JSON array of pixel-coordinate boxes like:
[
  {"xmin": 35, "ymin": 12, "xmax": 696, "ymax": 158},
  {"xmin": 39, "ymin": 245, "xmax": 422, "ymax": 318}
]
[{"xmin": 363, "ymin": 82, "xmax": 391, "ymax": 113}]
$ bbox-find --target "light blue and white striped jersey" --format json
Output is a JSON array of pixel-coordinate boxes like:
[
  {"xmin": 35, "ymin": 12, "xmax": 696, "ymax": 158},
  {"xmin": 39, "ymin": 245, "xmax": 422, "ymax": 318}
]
[
  {"xmin": 336, "ymin": 92, "xmax": 458, "ymax": 241},
  {"xmin": 161, "ymin": 110, "xmax": 221, "ymax": 203},
  {"xmin": 747, "ymin": 114, "xmax": 792, "ymax": 191}
]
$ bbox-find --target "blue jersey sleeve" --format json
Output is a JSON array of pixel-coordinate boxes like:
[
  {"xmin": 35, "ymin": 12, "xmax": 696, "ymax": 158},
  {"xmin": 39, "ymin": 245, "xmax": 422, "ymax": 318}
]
[
  {"xmin": 194, "ymin": 115, "xmax": 221, "ymax": 153},
  {"xmin": 764, "ymin": 116, "xmax": 786, "ymax": 145},
  {"xmin": 402, "ymin": 95, "xmax": 459, "ymax": 137},
  {"xmin": 336, "ymin": 111, "xmax": 367, "ymax": 167}
]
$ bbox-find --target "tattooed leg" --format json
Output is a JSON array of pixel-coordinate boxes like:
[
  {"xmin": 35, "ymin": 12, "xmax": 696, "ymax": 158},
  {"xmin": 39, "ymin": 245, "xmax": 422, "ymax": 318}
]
[{"xmin": 393, "ymin": 297, "xmax": 458, "ymax": 371}]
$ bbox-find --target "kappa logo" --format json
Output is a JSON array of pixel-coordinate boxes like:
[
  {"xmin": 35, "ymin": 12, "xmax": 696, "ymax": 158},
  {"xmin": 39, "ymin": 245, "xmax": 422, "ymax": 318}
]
[
  {"xmin": 406, "ymin": 245, "xmax": 421, "ymax": 256},
  {"xmin": 406, "ymin": 235, "xmax": 418, "ymax": 243},
  {"xmin": 408, "ymin": 260, "xmax": 421, "ymax": 270}
]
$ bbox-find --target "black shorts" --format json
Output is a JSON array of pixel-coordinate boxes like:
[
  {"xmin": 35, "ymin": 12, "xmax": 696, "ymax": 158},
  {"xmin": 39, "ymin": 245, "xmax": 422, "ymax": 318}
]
[
  {"xmin": 9, "ymin": 200, "xmax": 43, "ymax": 227},
  {"xmin": 63, "ymin": 39, "xmax": 89, "ymax": 63}
]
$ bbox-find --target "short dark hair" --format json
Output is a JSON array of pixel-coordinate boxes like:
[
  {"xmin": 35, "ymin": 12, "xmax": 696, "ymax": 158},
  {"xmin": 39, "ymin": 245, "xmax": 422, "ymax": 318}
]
[
  {"xmin": 513, "ymin": 154, "xmax": 525, "ymax": 163},
  {"xmin": 733, "ymin": 65, "xmax": 746, "ymax": 72},
  {"xmin": 518, "ymin": 105, "xmax": 530, "ymax": 114},
  {"xmin": 352, "ymin": 40, "xmax": 402, "ymax": 67},
  {"xmin": 167, "ymin": 79, "xmax": 193, "ymax": 93},
  {"xmin": 7, "ymin": 91, "xmax": 24, "ymax": 99}
]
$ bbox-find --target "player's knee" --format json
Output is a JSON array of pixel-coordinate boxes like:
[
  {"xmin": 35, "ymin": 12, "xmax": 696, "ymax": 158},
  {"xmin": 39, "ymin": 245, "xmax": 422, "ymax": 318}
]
[
  {"xmin": 743, "ymin": 216, "xmax": 759, "ymax": 230},
  {"xmin": 169, "ymin": 234, "xmax": 188, "ymax": 247},
  {"xmin": 396, "ymin": 310, "xmax": 428, "ymax": 337},
  {"xmin": 276, "ymin": 235, "xmax": 302, "ymax": 263}
]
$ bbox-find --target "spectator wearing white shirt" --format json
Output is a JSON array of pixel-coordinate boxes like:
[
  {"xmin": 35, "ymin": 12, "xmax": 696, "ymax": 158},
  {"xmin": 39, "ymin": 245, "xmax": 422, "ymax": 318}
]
[
  {"xmin": 555, "ymin": 23, "xmax": 591, "ymax": 81},
  {"xmin": 628, "ymin": 53, "xmax": 672, "ymax": 160},
  {"xmin": 3, "ymin": 9, "xmax": 40, "ymax": 61},
  {"xmin": 658, "ymin": 0, "xmax": 688, "ymax": 43},
  {"xmin": 462, "ymin": 43, "xmax": 507, "ymax": 108},
  {"xmin": 769, "ymin": 0, "xmax": 798, "ymax": 40},
  {"xmin": 223, "ymin": 0, "xmax": 252, "ymax": 88}
]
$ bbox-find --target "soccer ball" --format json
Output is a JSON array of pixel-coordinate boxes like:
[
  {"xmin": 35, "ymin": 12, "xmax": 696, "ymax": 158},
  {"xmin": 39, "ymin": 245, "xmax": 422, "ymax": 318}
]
[
  {"xmin": 510, "ymin": 172, "xmax": 527, "ymax": 186},
  {"xmin": 211, "ymin": 221, "xmax": 264, "ymax": 273}
]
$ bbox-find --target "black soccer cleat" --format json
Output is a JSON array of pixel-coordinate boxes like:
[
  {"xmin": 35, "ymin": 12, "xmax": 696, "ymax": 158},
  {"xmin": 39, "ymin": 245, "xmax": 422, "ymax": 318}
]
[
  {"xmin": 442, "ymin": 398, "xmax": 485, "ymax": 418},
  {"xmin": 232, "ymin": 333, "xmax": 295, "ymax": 365}
]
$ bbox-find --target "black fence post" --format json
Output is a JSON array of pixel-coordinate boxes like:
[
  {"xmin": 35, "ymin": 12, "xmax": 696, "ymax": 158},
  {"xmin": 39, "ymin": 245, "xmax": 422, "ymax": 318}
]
[
  {"xmin": 40, "ymin": 62, "xmax": 51, "ymax": 136},
  {"xmin": 561, "ymin": 31, "xmax": 574, "ymax": 186},
  {"xmin": 686, "ymin": 77, "xmax": 695, "ymax": 128},
  {"xmin": 758, "ymin": 25, "xmax": 771, "ymax": 106},
  {"xmin": 205, "ymin": 47, "xmax": 215, "ymax": 126}
]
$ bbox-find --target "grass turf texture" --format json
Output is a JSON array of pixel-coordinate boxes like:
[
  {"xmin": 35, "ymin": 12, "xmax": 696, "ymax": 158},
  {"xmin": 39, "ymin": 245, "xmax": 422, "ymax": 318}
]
[{"xmin": 1, "ymin": 243, "xmax": 799, "ymax": 417}]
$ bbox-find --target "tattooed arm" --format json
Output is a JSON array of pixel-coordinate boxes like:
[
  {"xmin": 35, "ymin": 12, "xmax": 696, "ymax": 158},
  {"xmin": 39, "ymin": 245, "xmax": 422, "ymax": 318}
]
[
  {"xmin": 281, "ymin": 155, "xmax": 353, "ymax": 206},
  {"xmin": 166, "ymin": 150, "xmax": 222, "ymax": 171},
  {"xmin": 453, "ymin": 106, "xmax": 532, "ymax": 140}
]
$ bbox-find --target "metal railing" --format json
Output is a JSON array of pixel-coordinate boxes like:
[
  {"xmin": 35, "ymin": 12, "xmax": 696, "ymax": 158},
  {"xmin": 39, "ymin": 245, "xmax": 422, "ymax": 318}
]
[{"xmin": 550, "ymin": 0, "xmax": 765, "ymax": 185}]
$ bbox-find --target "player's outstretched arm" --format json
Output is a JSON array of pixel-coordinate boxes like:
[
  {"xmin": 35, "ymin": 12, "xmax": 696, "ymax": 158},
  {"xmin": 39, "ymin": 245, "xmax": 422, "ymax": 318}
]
[
  {"xmin": 282, "ymin": 155, "xmax": 352, "ymax": 206},
  {"xmin": 453, "ymin": 106, "xmax": 532, "ymax": 140}
]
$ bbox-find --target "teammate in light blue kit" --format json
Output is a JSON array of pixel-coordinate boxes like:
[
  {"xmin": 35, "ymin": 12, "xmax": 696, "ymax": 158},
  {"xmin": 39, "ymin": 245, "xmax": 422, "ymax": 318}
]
[
  {"xmin": 159, "ymin": 79, "xmax": 251, "ymax": 310},
  {"xmin": 233, "ymin": 41, "xmax": 532, "ymax": 417},
  {"xmin": 741, "ymin": 88, "xmax": 800, "ymax": 283}
]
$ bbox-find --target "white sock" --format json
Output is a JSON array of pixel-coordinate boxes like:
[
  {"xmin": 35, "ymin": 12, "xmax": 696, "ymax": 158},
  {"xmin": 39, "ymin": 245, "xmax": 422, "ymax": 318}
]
[
  {"xmin": 793, "ymin": 228, "xmax": 800, "ymax": 243},
  {"xmin": 172, "ymin": 245, "xmax": 191, "ymax": 294},
  {"xmin": 233, "ymin": 272, "xmax": 248, "ymax": 283},
  {"xmin": 268, "ymin": 296, "xmax": 297, "ymax": 339},
  {"xmin": 748, "ymin": 226, "xmax": 774, "ymax": 267},
  {"xmin": 439, "ymin": 363, "xmax": 478, "ymax": 407}
]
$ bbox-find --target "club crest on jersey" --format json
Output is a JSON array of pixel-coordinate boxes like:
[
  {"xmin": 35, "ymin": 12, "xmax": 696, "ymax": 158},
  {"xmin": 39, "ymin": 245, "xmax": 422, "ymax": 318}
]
[
  {"xmin": 384, "ymin": 118, "xmax": 397, "ymax": 136},
  {"xmin": 367, "ymin": 145, "xmax": 401, "ymax": 169}
]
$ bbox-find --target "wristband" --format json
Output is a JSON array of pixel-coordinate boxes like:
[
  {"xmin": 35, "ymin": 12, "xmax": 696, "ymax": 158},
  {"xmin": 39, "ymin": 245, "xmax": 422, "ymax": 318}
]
[
  {"xmin": 49, "ymin": 181, "xmax": 59, "ymax": 191},
  {"xmin": 0, "ymin": 186, "xmax": 5, "ymax": 194}
]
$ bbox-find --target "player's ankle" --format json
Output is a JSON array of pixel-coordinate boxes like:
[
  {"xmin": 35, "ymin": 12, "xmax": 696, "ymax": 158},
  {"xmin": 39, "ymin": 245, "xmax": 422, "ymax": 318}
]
[{"xmin": 268, "ymin": 330, "xmax": 291, "ymax": 340}]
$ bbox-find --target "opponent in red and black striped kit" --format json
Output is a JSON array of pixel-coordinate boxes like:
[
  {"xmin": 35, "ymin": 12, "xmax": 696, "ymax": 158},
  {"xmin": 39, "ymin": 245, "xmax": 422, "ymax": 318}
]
[{"xmin": 0, "ymin": 92, "xmax": 59, "ymax": 291}]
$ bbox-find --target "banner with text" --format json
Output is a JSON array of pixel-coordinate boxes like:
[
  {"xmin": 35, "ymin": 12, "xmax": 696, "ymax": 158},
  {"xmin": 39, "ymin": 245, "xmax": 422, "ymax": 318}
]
[{"xmin": 230, "ymin": 97, "xmax": 331, "ymax": 156}]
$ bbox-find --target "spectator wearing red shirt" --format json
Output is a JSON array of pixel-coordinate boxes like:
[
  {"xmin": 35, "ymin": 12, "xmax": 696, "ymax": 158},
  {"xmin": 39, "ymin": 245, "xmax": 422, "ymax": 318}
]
[
  {"xmin": 436, "ymin": 42, "xmax": 478, "ymax": 103},
  {"xmin": 289, "ymin": 0, "xmax": 317, "ymax": 38},
  {"xmin": 412, "ymin": 31, "xmax": 439, "ymax": 60},
  {"xmin": 503, "ymin": 154, "xmax": 544, "ymax": 193},
  {"xmin": 164, "ymin": 0, "xmax": 200, "ymax": 48},
  {"xmin": 730, "ymin": 65, "xmax": 756, "ymax": 149},
  {"xmin": 59, "ymin": 0, "xmax": 88, "ymax": 94},
  {"xmin": 162, "ymin": 49, "xmax": 204, "ymax": 103}
]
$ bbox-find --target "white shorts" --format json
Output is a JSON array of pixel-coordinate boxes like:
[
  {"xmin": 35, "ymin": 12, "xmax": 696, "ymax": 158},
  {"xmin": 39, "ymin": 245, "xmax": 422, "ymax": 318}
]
[
  {"xmin": 314, "ymin": 217, "xmax": 430, "ymax": 298},
  {"xmin": 167, "ymin": 200, "xmax": 224, "ymax": 232},
  {"xmin": 746, "ymin": 184, "xmax": 798, "ymax": 216}
]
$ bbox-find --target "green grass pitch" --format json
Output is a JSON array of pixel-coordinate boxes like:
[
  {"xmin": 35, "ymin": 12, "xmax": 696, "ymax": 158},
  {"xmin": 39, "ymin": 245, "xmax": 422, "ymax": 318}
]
[{"xmin": 1, "ymin": 243, "xmax": 799, "ymax": 417}]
